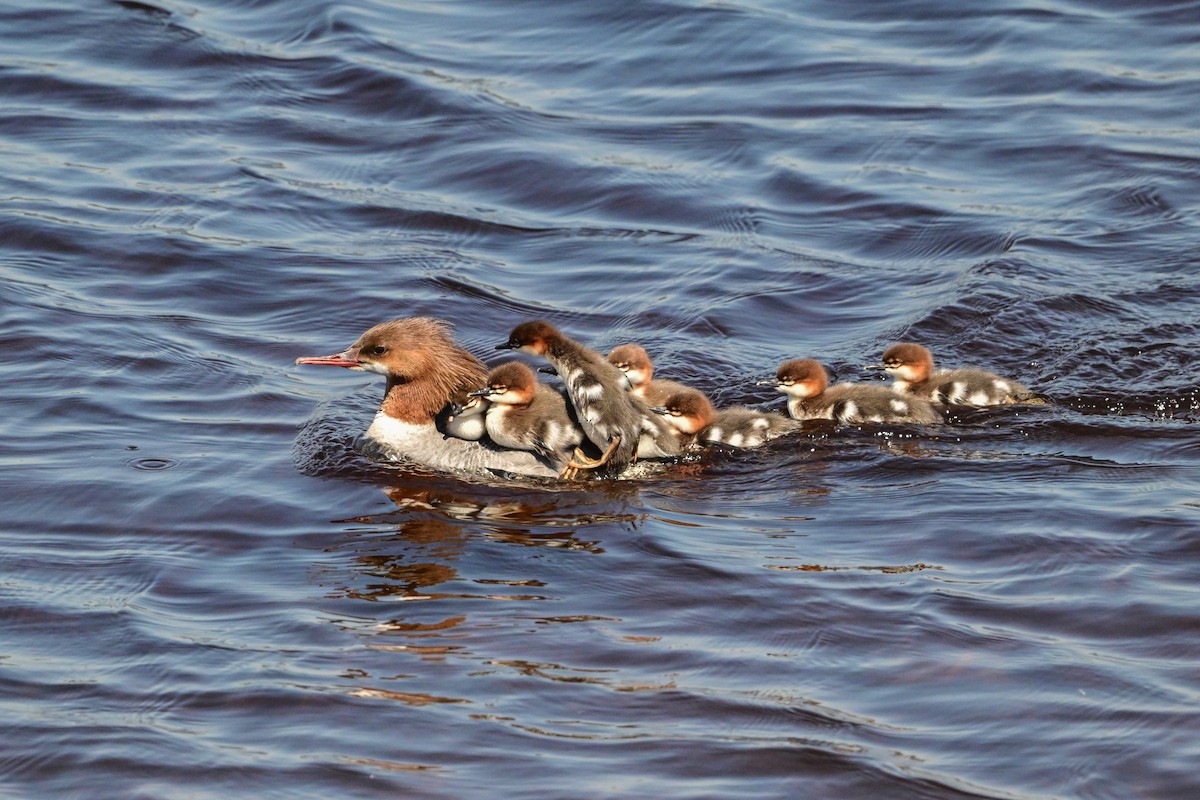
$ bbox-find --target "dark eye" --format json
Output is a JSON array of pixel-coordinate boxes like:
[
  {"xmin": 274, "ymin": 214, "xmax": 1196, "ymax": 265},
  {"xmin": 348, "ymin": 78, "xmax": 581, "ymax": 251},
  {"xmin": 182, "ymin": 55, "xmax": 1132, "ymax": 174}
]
[{"xmin": 369, "ymin": 345, "xmax": 387, "ymax": 356}]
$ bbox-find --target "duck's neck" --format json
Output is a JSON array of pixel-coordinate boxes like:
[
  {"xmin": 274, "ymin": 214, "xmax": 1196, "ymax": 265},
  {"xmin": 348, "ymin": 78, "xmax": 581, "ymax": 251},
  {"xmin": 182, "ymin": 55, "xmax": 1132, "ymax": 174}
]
[
  {"xmin": 788, "ymin": 395, "xmax": 819, "ymax": 417},
  {"xmin": 545, "ymin": 335, "xmax": 594, "ymax": 367},
  {"xmin": 379, "ymin": 348, "xmax": 487, "ymax": 425}
]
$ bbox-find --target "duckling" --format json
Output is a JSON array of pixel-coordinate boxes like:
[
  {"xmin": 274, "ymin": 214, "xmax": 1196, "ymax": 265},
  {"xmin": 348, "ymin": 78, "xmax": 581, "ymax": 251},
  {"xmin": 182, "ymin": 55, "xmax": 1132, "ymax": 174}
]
[
  {"xmin": 868, "ymin": 342, "xmax": 1037, "ymax": 406},
  {"xmin": 606, "ymin": 343, "xmax": 700, "ymax": 407},
  {"xmin": 440, "ymin": 393, "xmax": 489, "ymax": 442},
  {"xmin": 653, "ymin": 388, "xmax": 801, "ymax": 448},
  {"xmin": 468, "ymin": 362, "xmax": 583, "ymax": 469},
  {"xmin": 700, "ymin": 407, "xmax": 801, "ymax": 447},
  {"xmin": 764, "ymin": 358, "xmax": 942, "ymax": 424}
]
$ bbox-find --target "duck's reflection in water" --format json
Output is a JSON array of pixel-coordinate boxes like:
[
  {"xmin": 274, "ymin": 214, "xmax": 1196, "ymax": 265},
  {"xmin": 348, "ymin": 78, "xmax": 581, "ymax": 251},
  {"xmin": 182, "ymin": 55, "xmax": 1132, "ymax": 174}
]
[
  {"xmin": 318, "ymin": 479, "xmax": 655, "ymax": 719},
  {"xmin": 321, "ymin": 479, "xmax": 643, "ymax": 606}
]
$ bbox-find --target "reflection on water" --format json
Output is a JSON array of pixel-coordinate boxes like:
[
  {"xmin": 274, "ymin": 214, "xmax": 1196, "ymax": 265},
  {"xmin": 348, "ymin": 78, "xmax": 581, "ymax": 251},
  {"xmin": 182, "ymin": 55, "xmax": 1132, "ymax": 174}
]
[{"xmin": 323, "ymin": 492, "xmax": 607, "ymax": 602}]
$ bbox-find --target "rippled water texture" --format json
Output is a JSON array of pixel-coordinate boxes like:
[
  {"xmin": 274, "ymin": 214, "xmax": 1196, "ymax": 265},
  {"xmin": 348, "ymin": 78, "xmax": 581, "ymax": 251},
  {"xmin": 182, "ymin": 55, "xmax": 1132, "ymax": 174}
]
[{"xmin": 3, "ymin": 0, "xmax": 1200, "ymax": 797}]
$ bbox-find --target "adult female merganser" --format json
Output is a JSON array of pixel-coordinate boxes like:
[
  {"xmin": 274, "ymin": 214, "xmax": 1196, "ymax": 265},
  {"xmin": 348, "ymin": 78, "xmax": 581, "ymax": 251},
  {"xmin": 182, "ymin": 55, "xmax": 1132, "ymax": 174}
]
[
  {"xmin": 868, "ymin": 343, "xmax": 1034, "ymax": 406},
  {"xmin": 296, "ymin": 317, "xmax": 559, "ymax": 478},
  {"xmin": 467, "ymin": 362, "xmax": 583, "ymax": 471},
  {"xmin": 496, "ymin": 321, "xmax": 671, "ymax": 476},
  {"xmin": 652, "ymin": 388, "xmax": 801, "ymax": 448},
  {"xmin": 764, "ymin": 358, "xmax": 942, "ymax": 424},
  {"xmin": 605, "ymin": 343, "xmax": 699, "ymax": 407}
]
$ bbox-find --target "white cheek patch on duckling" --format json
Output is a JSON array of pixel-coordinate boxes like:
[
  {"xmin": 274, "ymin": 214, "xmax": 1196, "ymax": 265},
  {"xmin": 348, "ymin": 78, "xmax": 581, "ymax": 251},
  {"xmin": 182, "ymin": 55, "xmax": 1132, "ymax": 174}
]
[
  {"xmin": 656, "ymin": 415, "xmax": 681, "ymax": 433},
  {"xmin": 797, "ymin": 383, "xmax": 822, "ymax": 399},
  {"xmin": 489, "ymin": 389, "xmax": 523, "ymax": 405}
]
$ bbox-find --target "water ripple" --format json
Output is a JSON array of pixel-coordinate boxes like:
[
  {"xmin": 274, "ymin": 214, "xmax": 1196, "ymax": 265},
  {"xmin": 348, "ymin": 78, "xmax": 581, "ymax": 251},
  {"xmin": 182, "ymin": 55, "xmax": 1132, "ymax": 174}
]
[{"xmin": 2, "ymin": 0, "xmax": 1200, "ymax": 797}]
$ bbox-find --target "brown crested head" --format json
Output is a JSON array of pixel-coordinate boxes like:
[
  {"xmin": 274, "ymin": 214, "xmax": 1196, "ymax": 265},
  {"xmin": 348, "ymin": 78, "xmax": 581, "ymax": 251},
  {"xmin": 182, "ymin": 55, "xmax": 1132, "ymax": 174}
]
[
  {"xmin": 881, "ymin": 342, "xmax": 934, "ymax": 369},
  {"xmin": 483, "ymin": 361, "xmax": 537, "ymax": 395},
  {"xmin": 351, "ymin": 317, "xmax": 486, "ymax": 422},
  {"xmin": 878, "ymin": 342, "xmax": 935, "ymax": 383},
  {"xmin": 654, "ymin": 388, "xmax": 715, "ymax": 434},
  {"xmin": 496, "ymin": 320, "xmax": 561, "ymax": 355},
  {"xmin": 606, "ymin": 343, "xmax": 652, "ymax": 372},
  {"xmin": 775, "ymin": 358, "xmax": 829, "ymax": 396}
]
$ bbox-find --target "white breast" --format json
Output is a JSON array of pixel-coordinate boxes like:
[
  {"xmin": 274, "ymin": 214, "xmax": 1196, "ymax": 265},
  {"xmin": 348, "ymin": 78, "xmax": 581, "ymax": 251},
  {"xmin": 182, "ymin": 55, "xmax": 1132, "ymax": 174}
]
[{"xmin": 361, "ymin": 412, "xmax": 558, "ymax": 478}]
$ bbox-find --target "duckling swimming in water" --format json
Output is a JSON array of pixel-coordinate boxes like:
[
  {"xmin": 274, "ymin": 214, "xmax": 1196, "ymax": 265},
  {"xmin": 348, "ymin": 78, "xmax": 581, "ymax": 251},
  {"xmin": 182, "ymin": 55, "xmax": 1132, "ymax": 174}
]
[
  {"xmin": 868, "ymin": 342, "xmax": 1037, "ymax": 406},
  {"xmin": 606, "ymin": 343, "xmax": 702, "ymax": 407},
  {"xmin": 653, "ymin": 388, "xmax": 802, "ymax": 448},
  {"xmin": 764, "ymin": 358, "xmax": 942, "ymax": 424}
]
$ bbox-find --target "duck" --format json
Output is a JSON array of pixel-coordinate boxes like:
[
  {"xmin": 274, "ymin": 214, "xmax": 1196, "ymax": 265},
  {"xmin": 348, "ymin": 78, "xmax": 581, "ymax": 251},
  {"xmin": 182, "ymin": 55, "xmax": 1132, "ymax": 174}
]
[
  {"xmin": 296, "ymin": 317, "xmax": 559, "ymax": 478},
  {"xmin": 652, "ymin": 388, "xmax": 801, "ymax": 448},
  {"xmin": 605, "ymin": 343, "xmax": 700, "ymax": 407},
  {"xmin": 868, "ymin": 342, "xmax": 1035, "ymax": 406},
  {"xmin": 496, "ymin": 320, "xmax": 674, "ymax": 477},
  {"xmin": 467, "ymin": 362, "xmax": 583, "ymax": 470},
  {"xmin": 763, "ymin": 358, "xmax": 943, "ymax": 424}
]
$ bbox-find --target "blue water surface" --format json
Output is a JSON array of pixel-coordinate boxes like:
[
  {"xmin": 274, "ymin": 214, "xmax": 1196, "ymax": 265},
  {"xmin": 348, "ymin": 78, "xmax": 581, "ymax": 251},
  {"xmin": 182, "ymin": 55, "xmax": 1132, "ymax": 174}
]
[{"xmin": 2, "ymin": 0, "xmax": 1199, "ymax": 797}]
